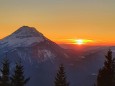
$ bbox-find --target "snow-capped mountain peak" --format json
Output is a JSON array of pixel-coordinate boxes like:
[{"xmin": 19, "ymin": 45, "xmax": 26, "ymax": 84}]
[
  {"xmin": 0, "ymin": 26, "xmax": 71, "ymax": 63},
  {"xmin": 0, "ymin": 26, "xmax": 45, "ymax": 47},
  {"xmin": 13, "ymin": 26, "xmax": 44, "ymax": 38}
]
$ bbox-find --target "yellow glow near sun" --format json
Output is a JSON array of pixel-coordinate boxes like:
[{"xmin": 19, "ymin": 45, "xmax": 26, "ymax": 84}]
[
  {"xmin": 76, "ymin": 39, "xmax": 84, "ymax": 45},
  {"xmin": 75, "ymin": 39, "xmax": 93, "ymax": 45},
  {"xmin": 61, "ymin": 39, "xmax": 94, "ymax": 45}
]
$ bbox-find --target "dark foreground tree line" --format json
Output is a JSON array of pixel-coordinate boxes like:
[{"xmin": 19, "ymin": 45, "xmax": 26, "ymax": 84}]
[
  {"xmin": 96, "ymin": 49, "xmax": 115, "ymax": 86},
  {"xmin": 0, "ymin": 57, "xmax": 69, "ymax": 86},
  {"xmin": 0, "ymin": 49, "xmax": 114, "ymax": 86},
  {"xmin": 0, "ymin": 58, "xmax": 30, "ymax": 86}
]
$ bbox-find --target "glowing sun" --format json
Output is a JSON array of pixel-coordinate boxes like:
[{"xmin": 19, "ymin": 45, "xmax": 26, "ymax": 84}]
[
  {"xmin": 75, "ymin": 39, "xmax": 93, "ymax": 45},
  {"xmin": 76, "ymin": 39, "xmax": 84, "ymax": 45}
]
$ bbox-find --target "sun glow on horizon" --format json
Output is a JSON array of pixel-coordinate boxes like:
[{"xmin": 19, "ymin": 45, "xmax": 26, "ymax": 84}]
[
  {"xmin": 76, "ymin": 39, "xmax": 84, "ymax": 45},
  {"xmin": 55, "ymin": 38, "xmax": 115, "ymax": 46},
  {"xmin": 57, "ymin": 38, "xmax": 95, "ymax": 45},
  {"xmin": 75, "ymin": 39, "xmax": 93, "ymax": 45}
]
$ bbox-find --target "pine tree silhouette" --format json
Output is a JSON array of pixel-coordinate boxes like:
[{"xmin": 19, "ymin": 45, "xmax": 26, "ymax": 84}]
[
  {"xmin": 112, "ymin": 58, "xmax": 115, "ymax": 86},
  {"xmin": 11, "ymin": 61, "xmax": 30, "ymax": 86},
  {"xmin": 97, "ymin": 49, "xmax": 114, "ymax": 86},
  {"xmin": 55, "ymin": 64, "xmax": 69, "ymax": 86},
  {"xmin": 0, "ymin": 57, "xmax": 10, "ymax": 86}
]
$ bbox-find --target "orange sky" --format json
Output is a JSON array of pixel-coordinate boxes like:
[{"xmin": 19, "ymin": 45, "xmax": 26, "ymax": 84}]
[{"xmin": 0, "ymin": 0, "xmax": 115, "ymax": 45}]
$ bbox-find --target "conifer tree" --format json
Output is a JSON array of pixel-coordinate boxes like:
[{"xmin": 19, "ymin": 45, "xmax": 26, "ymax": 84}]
[
  {"xmin": 97, "ymin": 49, "xmax": 114, "ymax": 86},
  {"xmin": 55, "ymin": 64, "xmax": 69, "ymax": 86},
  {"xmin": 11, "ymin": 61, "xmax": 30, "ymax": 86},
  {"xmin": 0, "ymin": 57, "xmax": 10, "ymax": 86},
  {"xmin": 112, "ymin": 58, "xmax": 115, "ymax": 86}
]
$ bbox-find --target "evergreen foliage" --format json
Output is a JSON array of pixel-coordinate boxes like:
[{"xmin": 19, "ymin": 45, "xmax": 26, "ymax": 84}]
[
  {"xmin": 55, "ymin": 64, "xmax": 69, "ymax": 86},
  {"xmin": 11, "ymin": 61, "xmax": 30, "ymax": 86},
  {"xmin": 97, "ymin": 49, "xmax": 115, "ymax": 86},
  {"xmin": 0, "ymin": 57, "xmax": 10, "ymax": 86}
]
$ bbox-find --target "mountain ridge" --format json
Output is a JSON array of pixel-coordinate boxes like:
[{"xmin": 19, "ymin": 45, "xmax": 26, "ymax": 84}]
[{"xmin": 0, "ymin": 26, "xmax": 73, "ymax": 63}]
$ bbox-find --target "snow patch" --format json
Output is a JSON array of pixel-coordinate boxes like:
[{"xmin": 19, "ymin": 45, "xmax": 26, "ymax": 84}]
[{"xmin": 37, "ymin": 49, "xmax": 55, "ymax": 61}]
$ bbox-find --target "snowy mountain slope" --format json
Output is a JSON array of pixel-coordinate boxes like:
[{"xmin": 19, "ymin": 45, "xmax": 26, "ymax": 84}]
[
  {"xmin": 0, "ymin": 26, "xmax": 73, "ymax": 63},
  {"xmin": 0, "ymin": 26, "xmax": 45, "ymax": 47}
]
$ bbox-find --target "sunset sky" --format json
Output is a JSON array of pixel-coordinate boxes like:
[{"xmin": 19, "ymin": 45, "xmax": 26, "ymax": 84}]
[{"xmin": 0, "ymin": 0, "xmax": 115, "ymax": 45}]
